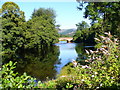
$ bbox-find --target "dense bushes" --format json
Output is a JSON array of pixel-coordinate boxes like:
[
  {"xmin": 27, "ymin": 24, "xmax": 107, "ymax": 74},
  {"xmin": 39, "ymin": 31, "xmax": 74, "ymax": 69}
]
[
  {"xmin": 57, "ymin": 32, "xmax": 120, "ymax": 89},
  {"xmin": 1, "ymin": 61, "xmax": 36, "ymax": 88},
  {"xmin": 1, "ymin": 33, "xmax": 120, "ymax": 89}
]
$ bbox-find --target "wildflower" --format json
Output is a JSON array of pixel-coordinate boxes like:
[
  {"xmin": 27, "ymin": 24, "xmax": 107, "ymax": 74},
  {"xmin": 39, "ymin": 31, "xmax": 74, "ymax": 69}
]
[
  {"xmin": 106, "ymin": 37, "xmax": 112, "ymax": 42},
  {"xmin": 85, "ymin": 60, "xmax": 89, "ymax": 62},
  {"xmin": 102, "ymin": 45, "xmax": 106, "ymax": 48},
  {"xmin": 97, "ymin": 57, "xmax": 101, "ymax": 60},
  {"xmin": 94, "ymin": 38, "xmax": 100, "ymax": 41},
  {"xmin": 108, "ymin": 32, "xmax": 112, "ymax": 37},
  {"xmin": 104, "ymin": 32, "xmax": 109, "ymax": 35},
  {"xmin": 61, "ymin": 75, "xmax": 66, "ymax": 77},
  {"xmin": 92, "ymin": 56, "xmax": 95, "ymax": 60},
  {"xmin": 100, "ymin": 36, "xmax": 106, "ymax": 40},
  {"xmin": 100, "ymin": 84, "xmax": 102, "ymax": 86},
  {"xmin": 114, "ymin": 38, "xmax": 118, "ymax": 42},
  {"xmin": 115, "ymin": 55, "xmax": 118, "ymax": 58},
  {"xmin": 81, "ymin": 79, "xmax": 84, "ymax": 81},
  {"xmin": 82, "ymin": 65, "xmax": 86, "ymax": 68},
  {"xmin": 102, "ymin": 61, "xmax": 105, "ymax": 64},
  {"xmin": 85, "ymin": 49, "xmax": 89, "ymax": 54},
  {"xmin": 104, "ymin": 32, "xmax": 111, "ymax": 37},
  {"xmin": 90, "ymin": 50, "xmax": 94, "ymax": 54},
  {"xmin": 85, "ymin": 65, "xmax": 90, "ymax": 68},
  {"xmin": 96, "ymin": 87, "xmax": 99, "ymax": 89},
  {"xmin": 94, "ymin": 72, "xmax": 98, "ymax": 74},
  {"xmin": 91, "ymin": 75, "xmax": 94, "ymax": 77},
  {"xmin": 99, "ymin": 48, "xmax": 103, "ymax": 51},
  {"xmin": 71, "ymin": 59, "xmax": 78, "ymax": 67},
  {"xmin": 103, "ymin": 50, "xmax": 108, "ymax": 55},
  {"xmin": 111, "ymin": 77, "xmax": 114, "ymax": 79}
]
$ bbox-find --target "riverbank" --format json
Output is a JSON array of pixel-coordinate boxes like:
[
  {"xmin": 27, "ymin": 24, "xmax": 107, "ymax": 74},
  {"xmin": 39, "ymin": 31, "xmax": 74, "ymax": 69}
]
[{"xmin": 1, "ymin": 33, "xmax": 120, "ymax": 89}]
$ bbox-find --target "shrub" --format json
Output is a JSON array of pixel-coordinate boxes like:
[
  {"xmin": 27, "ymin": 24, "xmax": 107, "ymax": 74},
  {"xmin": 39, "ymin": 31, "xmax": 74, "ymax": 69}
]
[
  {"xmin": 58, "ymin": 32, "xmax": 120, "ymax": 89},
  {"xmin": 1, "ymin": 61, "xmax": 36, "ymax": 88}
]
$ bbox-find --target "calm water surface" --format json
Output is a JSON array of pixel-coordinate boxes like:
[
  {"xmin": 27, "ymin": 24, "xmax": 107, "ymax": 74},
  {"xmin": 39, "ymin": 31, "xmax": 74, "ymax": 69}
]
[
  {"xmin": 3, "ymin": 41, "xmax": 92, "ymax": 81},
  {"xmin": 55, "ymin": 41, "xmax": 78, "ymax": 74}
]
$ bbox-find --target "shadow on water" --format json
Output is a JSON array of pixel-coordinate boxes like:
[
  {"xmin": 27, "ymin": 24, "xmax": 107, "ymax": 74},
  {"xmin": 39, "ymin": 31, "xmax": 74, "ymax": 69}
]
[
  {"xmin": 75, "ymin": 43, "xmax": 94, "ymax": 65},
  {"xmin": 2, "ymin": 46, "xmax": 60, "ymax": 81},
  {"xmin": 2, "ymin": 41, "xmax": 94, "ymax": 81}
]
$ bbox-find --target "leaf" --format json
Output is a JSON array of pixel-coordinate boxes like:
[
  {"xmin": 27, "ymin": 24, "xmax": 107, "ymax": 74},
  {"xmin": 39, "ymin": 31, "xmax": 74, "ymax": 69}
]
[{"xmin": 9, "ymin": 61, "xmax": 13, "ymax": 66}]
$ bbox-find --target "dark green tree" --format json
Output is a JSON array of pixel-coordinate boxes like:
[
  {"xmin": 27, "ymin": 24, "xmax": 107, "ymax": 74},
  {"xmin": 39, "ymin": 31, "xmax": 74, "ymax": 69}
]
[
  {"xmin": 73, "ymin": 21, "xmax": 95, "ymax": 44},
  {"xmin": 2, "ymin": 2, "xmax": 26, "ymax": 53},
  {"xmin": 76, "ymin": 21, "xmax": 89, "ymax": 30},
  {"xmin": 77, "ymin": 1, "xmax": 120, "ymax": 39},
  {"xmin": 25, "ymin": 8, "xmax": 59, "ymax": 49}
]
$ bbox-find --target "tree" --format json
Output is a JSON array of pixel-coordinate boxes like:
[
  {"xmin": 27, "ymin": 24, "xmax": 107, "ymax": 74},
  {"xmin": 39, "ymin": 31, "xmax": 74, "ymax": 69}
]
[
  {"xmin": 2, "ymin": 2, "xmax": 26, "ymax": 53},
  {"xmin": 24, "ymin": 8, "xmax": 59, "ymax": 49},
  {"xmin": 32, "ymin": 8, "xmax": 56, "ymax": 19},
  {"xmin": 77, "ymin": 2, "xmax": 120, "ymax": 39},
  {"xmin": 73, "ymin": 21, "xmax": 95, "ymax": 44},
  {"xmin": 76, "ymin": 21, "xmax": 89, "ymax": 31}
]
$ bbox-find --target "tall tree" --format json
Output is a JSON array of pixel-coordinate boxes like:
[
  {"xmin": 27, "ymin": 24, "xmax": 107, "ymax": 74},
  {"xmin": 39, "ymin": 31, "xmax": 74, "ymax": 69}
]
[
  {"xmin": 77, "ymin": 1, "xmax": 120, "ymax": 38},
  {"xmin": 25, "ymin": 8, "xmax": 59, "ymax": 49},
  {"xmin": 2, "ymin": 2, "xmax": 26, "ymax": 53}
]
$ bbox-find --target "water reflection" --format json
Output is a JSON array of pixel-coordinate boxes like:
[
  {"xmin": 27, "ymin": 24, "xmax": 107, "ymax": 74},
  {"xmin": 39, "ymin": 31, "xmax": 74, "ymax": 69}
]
[
  {"xmin": 55, "ymin": 42, "xmax": 94, "ymax": 73},
  {"xmin": 2, "ymin": 41, "xmax": 94, "ymax": 81},
  {"xmin": 3, "ymin": 46, "xmax": 60, "ymax": 81},
  {"xmin": 55, "ymin": 42, "xmax": 78, "ymax": 74}
]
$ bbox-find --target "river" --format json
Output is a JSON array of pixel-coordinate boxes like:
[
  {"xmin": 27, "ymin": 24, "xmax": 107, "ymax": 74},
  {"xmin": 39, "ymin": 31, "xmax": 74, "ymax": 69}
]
[{"xmin": 3, "ymin": 41, "xmax": 93, "ymax": 81}]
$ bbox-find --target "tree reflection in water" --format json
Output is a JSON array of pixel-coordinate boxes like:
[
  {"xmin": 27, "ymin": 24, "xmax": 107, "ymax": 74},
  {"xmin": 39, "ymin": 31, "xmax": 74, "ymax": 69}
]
[
  {"xmin": 2, "ymin": 45, "xmax": 60, "ymax": 81},
  {"xmin": 75, "ymin": 43, "xmax": 94, "ymax": 65},
  {"xmin": 2, "ymin": 43, "xmax": 94, "ymax": 81}
]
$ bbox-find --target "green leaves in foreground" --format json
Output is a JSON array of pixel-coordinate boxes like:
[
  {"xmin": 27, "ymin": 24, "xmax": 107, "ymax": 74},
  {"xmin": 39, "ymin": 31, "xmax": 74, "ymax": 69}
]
[{"xmin": 1, "ymin": 61, "xmax": 36, "ymax": 88}]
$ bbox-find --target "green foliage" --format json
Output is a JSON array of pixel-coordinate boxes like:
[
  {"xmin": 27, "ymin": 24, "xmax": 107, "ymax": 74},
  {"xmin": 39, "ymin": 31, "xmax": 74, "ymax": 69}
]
[
  {"xmin": 32, "ymin": 8, "xmax": 56, "ymax": 19},
  {"xmin": 37, "ymin": 80, "xmax": 57, "ymax": 88},
  {"xmin": 57, "ymin": 32, "xmax": 120, "ymax": 89},
  {"xmin": 1, "ymin": 60, "xmax": 57, "ymax": 89},
  {"xmin": 1, "ymin": 2, "xmax": 59, "ymax": 53},
  {"xmin": 76, "ymin": 21, "xmax": 89, "ymax": 31},
  {"xmin": 1, "ymin": 33, "xmax": 119, "ymax": 89},
  {"xmin": 78, "ymin": 2, "xmax": 120, "ymax": 39},
  {"xmin": 2, "ymin": 2, "xmax": 26, "ymax": 53},
  {"xmin": 73, "ymin": 21, "xmax": 95, "ymax": 44},
  {"xmin": 24, "ymin": 8, "xmax": 59, "ymax": 49},
  {"xmin": 2, "ymin": 2, "xmax": 20, "ymax": 11},
  {"xmin": 75, "ymin": 2, "xmax": 120, "ymax": 45},
  {"xmin": 1, "ymin": 61, "xmax": 36, "ymax": 88},
  {"xmin": 66, "ymin": 83, "xmax": 73, "ymax": 89}
]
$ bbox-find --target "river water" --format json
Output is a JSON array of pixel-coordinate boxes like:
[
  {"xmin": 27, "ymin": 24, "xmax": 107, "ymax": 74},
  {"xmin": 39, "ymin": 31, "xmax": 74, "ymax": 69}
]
[{"xmin": 3, "ymin": 41, "xmax": 93, "ymax": 81}]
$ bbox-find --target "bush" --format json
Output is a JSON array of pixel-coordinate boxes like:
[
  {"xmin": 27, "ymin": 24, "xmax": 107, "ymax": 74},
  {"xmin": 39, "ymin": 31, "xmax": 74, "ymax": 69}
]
[
  {"xmin": 58, "ymin": 32, "xmax": 120, "ymax": 89},
  {"xmin": 1, "ymin": 61, "xmax": 36, "ymax": 88}
]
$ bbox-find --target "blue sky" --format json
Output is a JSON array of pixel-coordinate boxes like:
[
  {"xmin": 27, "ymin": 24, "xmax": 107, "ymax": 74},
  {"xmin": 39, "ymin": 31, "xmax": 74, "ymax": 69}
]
[{"xmin": 0, "ymin": 1, "xmax": 90, "ymax": 29}]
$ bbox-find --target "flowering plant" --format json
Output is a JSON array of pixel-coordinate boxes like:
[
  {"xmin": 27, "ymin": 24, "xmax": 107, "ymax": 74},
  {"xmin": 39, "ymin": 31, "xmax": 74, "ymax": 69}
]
[
  {"xmin": 58, "ymin": 32, "xmax": 120, "ymax": 89},
  {"xmin": 76, "ymin": 32, "xmax": 120, "ymax": 89}
]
